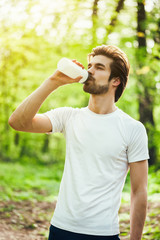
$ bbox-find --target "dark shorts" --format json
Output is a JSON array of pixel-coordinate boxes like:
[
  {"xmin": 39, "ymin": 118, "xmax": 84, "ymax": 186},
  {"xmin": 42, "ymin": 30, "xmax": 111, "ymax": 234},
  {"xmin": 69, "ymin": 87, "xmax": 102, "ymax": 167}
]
[{"xmin": 48, "ymin": 224, "xmax": 120, "ymax": 240}]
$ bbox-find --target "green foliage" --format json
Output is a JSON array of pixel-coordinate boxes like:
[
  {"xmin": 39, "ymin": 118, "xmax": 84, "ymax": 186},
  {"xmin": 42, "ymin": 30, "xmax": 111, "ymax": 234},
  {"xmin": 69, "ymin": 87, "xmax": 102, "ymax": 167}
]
[
  {"xmin": 0, "ymin": 162, "xmax": 63, "ymax": 202},
  {"xmin": 148, "ymin": 166, "xmax": 160, "ymax": 194}
]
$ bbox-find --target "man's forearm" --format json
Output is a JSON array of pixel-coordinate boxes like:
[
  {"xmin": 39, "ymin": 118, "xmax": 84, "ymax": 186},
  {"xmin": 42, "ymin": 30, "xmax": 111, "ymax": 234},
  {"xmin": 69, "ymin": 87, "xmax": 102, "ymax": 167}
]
[
  {"xmin": 130, "ymin": 190, "xmax": 147, "ymax": 240},
  {"xmin": 9, "ymin": 77, "xmax": 60, "ymax": 129}
]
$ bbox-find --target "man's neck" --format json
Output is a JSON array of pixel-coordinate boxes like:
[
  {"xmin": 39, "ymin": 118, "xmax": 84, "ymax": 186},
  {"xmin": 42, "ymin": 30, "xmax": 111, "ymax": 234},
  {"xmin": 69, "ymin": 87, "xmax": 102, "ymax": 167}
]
[{"xmin": 88, "ymin": 94, "xmax": 117, "ymax": 115}]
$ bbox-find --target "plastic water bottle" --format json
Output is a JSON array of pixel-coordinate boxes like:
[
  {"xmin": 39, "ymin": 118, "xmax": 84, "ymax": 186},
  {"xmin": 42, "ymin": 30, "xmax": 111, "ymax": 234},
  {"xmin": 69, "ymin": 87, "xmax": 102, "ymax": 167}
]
[{"xmin": 57, "ymin": 58, "xmax": 88, "ymax": 84}]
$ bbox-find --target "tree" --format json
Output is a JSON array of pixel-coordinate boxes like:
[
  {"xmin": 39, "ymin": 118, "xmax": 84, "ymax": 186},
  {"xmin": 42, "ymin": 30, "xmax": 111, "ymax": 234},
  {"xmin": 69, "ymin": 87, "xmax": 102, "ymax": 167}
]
[
  {"xmin": 92, "ymin": 0, "xmax": 100, "ymax": 45},
  {"xmin": 136, "ymin": 0, "xmax": 156, "ymax": 165}
]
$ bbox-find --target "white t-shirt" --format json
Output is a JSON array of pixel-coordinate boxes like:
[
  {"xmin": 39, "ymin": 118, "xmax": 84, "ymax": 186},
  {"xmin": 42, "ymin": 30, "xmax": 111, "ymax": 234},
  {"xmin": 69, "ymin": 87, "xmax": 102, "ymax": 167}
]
[{"xmin": 44, "ymin": 106, "xmax": 149, "ymax": 236}]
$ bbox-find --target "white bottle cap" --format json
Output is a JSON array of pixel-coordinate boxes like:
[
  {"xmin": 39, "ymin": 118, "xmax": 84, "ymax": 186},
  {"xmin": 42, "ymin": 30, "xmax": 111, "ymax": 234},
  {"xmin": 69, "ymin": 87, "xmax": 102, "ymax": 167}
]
[{"xmin": 79, "ymin": 70, "xmax": 89, "ymax": 84}]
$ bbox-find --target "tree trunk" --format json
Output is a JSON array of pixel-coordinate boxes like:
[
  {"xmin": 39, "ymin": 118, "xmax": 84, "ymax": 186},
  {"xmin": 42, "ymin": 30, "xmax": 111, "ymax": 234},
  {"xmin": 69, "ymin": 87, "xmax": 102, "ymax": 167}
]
[
  {"xmin": 103, "ymin": 0, "xmax": 125, "ymax": 43},
  {"xmin": 108, "ymin": 0, "xmax": 125, "ymax": 32},
  {"xmin": 92, "ymin": 0, "xmax": 99, "ymax": 45},
  {"xmin": 137, "ymin": 0, "xmax": 156, "ymax": 165},
  {"xmin": 42, "ymin": 134, "xmax": 50, "ymax": 153},
  {"xmin": 14, "ymin": 133, "xmax": 20, "ymax": 146}
]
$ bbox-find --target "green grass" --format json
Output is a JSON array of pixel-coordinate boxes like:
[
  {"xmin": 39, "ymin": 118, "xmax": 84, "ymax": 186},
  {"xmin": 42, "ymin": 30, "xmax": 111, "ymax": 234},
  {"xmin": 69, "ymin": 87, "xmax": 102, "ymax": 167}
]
[
  {"xmin": 0, "ymin": 162, "xmax": 63, "ymax": 202},
  {"xmin": 0, "ymin": 162, "xmax": 159, "ymax": 202}
]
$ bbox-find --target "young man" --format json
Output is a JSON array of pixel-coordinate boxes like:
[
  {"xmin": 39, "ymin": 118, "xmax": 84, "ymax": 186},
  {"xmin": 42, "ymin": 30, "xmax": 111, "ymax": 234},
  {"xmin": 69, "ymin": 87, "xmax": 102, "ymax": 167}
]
[{"xmin": 9, "ymin": 45, "xmax": 149, "ymax": 240}]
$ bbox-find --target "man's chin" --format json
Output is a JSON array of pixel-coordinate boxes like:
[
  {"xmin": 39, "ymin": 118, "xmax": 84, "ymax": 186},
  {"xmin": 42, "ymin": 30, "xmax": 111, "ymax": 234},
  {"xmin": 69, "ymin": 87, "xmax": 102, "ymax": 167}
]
[
  {"xmin": 83, "ymin": 83, "xmax": 109, "ymax": 95},
  {"xmin": 83, "ymin": 85, "xmax": 89, "ymax": 93},
  {"xmin": 83, "ymin": 84, "xmax": 96, "ymax": 94},
  {"xmin": 83, "ymin": 81, "xmax": 90, "ymax": 91}
]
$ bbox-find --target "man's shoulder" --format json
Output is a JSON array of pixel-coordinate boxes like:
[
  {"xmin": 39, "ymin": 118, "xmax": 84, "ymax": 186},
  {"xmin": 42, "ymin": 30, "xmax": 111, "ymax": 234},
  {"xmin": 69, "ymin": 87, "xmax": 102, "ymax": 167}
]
[
  {"xmin": 117, "ymin": 109, "xmax": 148, "ymax": 148},
  {"xmin": 58, "ymin": 106, "xmax": 86, "ymax": 113},
  {"xmin": 49, "ymin": 106, "xmax": 86, "ymax": 119},
  {"xmin": 117, "ymin": 108, "xmax": 145, "ymax": 130}
]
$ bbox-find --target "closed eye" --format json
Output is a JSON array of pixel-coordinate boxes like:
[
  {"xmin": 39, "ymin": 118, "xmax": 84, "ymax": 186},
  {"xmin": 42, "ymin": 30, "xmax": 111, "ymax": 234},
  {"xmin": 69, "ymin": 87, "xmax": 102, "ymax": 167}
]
[
  {"xmin": 97, "ymin": 67, "xmax": 103, "ymax": 69},
  {"xmin": 87, "ymin": 63, "xmax": 105, "ymax": 70}
]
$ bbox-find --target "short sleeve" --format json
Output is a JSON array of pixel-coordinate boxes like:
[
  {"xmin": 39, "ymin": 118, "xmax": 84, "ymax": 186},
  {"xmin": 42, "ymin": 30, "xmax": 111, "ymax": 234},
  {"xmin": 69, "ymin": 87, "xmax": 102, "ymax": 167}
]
[
  {"xmin": 127, "ymin": 121, "xmax": 150, "ymax": 163},
  {"xmin": 43, "ymin": 107, "xmax": 74, "ymax": 134}
]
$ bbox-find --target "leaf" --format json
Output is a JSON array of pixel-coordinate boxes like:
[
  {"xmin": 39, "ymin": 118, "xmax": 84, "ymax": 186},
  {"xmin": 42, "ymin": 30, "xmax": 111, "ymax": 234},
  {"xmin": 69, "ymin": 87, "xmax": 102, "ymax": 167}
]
[
  {"xmin": 136, "ymin": 66, "xmax": 150, "ymax": 75},
  {"xmin": 137, "ymin": 32, "xmax": 145, "ymax": 37}
]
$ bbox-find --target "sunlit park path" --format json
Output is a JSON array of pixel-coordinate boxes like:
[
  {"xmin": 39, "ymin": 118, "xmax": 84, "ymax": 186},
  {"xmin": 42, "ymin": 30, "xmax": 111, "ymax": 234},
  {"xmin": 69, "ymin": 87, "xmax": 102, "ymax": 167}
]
[{"xmin": 0, "ymin": 200, "xmax": 159, "ymax": 240}]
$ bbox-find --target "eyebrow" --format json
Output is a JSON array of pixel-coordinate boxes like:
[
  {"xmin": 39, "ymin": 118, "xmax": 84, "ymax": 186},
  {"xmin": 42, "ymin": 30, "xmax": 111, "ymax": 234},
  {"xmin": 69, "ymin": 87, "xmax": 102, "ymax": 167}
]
[{"xmin": 88, "ymin": 63, "xmax": 106, "ymax": 68}]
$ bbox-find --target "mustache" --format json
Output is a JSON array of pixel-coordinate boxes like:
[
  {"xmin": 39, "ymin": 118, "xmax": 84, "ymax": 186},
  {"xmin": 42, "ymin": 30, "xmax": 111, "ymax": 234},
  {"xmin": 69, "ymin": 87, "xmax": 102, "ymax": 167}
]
[{"xmin": 87, "ymin": 73, "xmax": 95, "ymax": 82}]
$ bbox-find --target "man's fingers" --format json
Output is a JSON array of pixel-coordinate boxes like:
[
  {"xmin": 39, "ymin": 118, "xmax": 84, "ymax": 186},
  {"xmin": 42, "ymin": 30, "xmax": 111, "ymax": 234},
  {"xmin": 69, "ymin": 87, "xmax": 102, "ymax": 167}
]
[
  {"xmin": 74, "ymin": 76, "xmax": 83, "ymax": 82},
  {"xmin": 72, "ymin": 59, "xmax": 85, "ymax": 69}
]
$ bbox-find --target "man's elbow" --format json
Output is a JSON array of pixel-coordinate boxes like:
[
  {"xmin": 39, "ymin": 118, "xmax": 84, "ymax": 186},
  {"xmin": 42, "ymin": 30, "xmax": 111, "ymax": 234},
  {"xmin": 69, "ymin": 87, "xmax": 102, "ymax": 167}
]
[
  {"xmin": 8, "ymin": 115, "xmax": 25, "ymax": 131},
  {"xmin": 8, "ymin": 116, "xmax": 18, "ymax": 130},
  {"xmin": 131, "ymin": 188, "xmax": 148, "ymax": 206}
]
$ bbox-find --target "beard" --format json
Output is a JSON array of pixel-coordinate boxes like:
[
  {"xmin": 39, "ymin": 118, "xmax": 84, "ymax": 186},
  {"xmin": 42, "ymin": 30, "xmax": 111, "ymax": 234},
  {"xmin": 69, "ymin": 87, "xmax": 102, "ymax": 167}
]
[{"xmin": 83, "ymin": 74, "xmax": 109, "ymax": 95}]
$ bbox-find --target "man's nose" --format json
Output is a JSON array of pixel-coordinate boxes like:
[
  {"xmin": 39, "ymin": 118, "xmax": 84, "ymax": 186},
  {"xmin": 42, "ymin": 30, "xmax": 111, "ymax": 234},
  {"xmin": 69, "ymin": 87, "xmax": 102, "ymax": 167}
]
[{"xmin": 88, "ymin": 66, "xmax": 94, "ymax": 75}]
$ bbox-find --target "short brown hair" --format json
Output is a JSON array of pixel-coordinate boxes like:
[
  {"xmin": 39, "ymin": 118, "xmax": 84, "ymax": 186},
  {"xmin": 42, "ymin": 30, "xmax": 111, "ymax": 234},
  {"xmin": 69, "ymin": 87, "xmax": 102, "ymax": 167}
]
[{"xmin": 88, "ymin": 45, "xmax": 130, "ymax": 102}]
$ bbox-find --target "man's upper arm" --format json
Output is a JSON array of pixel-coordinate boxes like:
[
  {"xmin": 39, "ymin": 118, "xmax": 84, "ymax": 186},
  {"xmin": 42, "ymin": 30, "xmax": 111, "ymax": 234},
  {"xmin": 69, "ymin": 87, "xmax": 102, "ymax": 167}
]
[
  {"xmin": 129, "ymin": 160, "xmax": 148, "ymax": 194},
  {"xmin": 24, "ymin": 114, "xmax": 52, "ymax": 133}
]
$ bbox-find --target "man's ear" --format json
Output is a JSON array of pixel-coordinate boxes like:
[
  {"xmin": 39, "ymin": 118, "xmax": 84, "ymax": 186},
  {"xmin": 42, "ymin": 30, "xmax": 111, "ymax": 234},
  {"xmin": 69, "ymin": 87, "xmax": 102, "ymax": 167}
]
[{"xmin": 112, "ymin": 77, "xmax": 120, "ymax": 87}]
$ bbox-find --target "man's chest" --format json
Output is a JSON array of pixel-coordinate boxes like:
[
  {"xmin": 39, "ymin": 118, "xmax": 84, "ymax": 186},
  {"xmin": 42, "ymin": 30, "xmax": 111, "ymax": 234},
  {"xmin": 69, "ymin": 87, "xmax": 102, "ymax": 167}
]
[{"xmin": 66, "ymin": 116, "xmax": 127, "ymax": 159}]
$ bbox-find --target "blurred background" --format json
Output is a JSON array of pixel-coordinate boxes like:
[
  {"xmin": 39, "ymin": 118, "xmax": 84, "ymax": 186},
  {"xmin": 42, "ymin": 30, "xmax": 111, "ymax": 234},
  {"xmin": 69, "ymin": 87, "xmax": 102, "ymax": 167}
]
[{"xmin": 0, "ymin": 0, "xmax": 160, "ymax": 239}]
